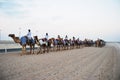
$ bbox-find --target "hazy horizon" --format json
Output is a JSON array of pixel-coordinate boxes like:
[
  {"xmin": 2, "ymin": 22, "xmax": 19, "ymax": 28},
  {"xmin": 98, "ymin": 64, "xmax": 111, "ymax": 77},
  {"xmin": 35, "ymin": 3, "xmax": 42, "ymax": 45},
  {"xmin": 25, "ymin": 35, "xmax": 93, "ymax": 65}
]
[{"xmin": 0, "ymin": 0, "xmax": 120, "ymax": 41}]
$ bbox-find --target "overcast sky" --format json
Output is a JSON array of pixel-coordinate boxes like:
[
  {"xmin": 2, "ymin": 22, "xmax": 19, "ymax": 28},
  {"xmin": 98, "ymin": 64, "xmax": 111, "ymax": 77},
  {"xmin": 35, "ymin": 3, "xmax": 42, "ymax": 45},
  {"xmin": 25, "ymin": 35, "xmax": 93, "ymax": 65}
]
[{"xmin": 0, "ymin": 0, "xmax": 120, "ymax": 41}]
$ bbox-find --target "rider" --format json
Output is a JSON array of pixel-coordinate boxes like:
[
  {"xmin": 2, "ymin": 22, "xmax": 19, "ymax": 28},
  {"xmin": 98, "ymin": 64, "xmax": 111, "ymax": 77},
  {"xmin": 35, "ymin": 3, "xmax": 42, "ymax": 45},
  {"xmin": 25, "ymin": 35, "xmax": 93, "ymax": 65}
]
[
  {"xmin": 44, "ymin": 33, "xmax": 49, "ymax": 46},
  {"xmin": 57, "ymin": 35, "xmax": 61, "ymax": 45},
  {"xmin": 73, "ymin": 36, "xmax": 75, "ymax": 41},
  {"xmin": 58, "ymin": 35, "xmax": 61, "ymax": 39},
  {"xmin": 65, "ymin": 35, "xmax": 68, "ymax": 40},
  {"xmin": 27, "ymin": 29, "xmax": 32, "ymax": 43},
  {"xmin": 64, "ymin": 35, "xmax": 69, "ymax": 45},
  {"xmin": 45, "ymin": 33, "xmax": 49, "ymax": 41}
]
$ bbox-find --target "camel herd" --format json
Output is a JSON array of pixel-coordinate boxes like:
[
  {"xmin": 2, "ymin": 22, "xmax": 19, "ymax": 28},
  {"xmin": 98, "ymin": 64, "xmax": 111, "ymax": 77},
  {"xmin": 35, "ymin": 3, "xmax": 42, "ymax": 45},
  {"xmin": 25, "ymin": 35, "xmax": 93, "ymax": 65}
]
[{"xmin": 9, "ymin": 34, "xmax": 105, "ymax": 56}]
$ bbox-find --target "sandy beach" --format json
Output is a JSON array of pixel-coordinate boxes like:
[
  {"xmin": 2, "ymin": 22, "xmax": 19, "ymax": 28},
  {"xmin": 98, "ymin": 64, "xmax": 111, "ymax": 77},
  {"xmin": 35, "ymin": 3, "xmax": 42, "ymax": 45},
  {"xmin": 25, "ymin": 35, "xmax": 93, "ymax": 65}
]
[{"xmin": 0, "ymin": 43, "xmax": 120, "ymax": 80}]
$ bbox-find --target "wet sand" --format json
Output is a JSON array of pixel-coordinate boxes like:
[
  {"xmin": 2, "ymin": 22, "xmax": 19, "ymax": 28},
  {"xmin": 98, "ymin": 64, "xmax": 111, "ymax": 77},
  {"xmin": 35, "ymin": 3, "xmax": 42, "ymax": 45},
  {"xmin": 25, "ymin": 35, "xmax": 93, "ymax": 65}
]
[{"xmin": 0, "ymin": 43, "xmax": 120, "ymax": 80}]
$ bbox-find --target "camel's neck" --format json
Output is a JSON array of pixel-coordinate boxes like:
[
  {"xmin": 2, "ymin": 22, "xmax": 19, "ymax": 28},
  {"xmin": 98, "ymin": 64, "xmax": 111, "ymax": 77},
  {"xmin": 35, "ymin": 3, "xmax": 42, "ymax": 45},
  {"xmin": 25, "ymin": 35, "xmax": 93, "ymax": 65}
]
[
  {"xmin": 34, "ymin": 36, "xmax": 40, "ymax": 45},
  {"xmin": 11, "ymin": 36, "xmax": 20, "ymax": 43}
]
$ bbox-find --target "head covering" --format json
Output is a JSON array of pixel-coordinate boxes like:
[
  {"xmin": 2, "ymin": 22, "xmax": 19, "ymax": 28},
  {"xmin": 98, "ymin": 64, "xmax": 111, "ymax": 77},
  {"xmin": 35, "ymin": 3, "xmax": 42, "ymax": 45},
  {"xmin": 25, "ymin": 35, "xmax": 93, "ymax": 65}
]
[{"xmin": 28, "ymin": 29, "xmax": 31, "ymax": 32}]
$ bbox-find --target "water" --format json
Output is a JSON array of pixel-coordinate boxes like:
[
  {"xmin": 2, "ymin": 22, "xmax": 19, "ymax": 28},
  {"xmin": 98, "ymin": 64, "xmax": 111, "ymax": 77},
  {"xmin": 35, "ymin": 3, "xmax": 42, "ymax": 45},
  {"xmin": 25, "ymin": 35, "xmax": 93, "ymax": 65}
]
[{"xmin": 0, "ymin": 40, "xmax": 27, "ymax": 53}]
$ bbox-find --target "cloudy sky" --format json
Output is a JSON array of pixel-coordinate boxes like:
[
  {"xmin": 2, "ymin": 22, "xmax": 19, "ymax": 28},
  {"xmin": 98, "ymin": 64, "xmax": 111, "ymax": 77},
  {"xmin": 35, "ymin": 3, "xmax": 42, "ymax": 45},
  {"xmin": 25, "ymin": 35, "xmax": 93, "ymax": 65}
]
[{"xmin": 0, "ymin": 0, "xmax": 120, "ymax": 41}]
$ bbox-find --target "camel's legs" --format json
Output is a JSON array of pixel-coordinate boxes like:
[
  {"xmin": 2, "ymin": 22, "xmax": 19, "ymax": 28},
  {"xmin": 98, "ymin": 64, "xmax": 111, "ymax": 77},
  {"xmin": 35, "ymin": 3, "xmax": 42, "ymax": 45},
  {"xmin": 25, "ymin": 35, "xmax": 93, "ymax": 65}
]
[
  {"xmin": 21, "ymin": 46, "xmax": 26, "ymax": 56},
  {"xmin": 32, "ymin": 45, "xmax": 35, "ymax": 54},
  {"xmin": 30, "ymin": 45, "xmax": 32, "ymax": 54}
]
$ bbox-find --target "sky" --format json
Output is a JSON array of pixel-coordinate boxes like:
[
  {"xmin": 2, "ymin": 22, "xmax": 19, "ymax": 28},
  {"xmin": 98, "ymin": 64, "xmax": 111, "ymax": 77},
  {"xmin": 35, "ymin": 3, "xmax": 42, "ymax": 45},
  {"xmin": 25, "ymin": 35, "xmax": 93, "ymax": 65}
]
[{"xmin": 0, "ymin": 0, "xmax": 120, "ymax": 41}]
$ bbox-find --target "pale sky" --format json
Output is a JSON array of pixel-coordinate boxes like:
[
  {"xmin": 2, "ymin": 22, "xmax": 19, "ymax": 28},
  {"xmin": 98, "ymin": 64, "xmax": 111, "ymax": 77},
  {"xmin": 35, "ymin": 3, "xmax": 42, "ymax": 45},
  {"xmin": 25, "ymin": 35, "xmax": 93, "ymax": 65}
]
[{"xmin": 0, "ymin": 0, "xmax": 120, "ymax": 41}]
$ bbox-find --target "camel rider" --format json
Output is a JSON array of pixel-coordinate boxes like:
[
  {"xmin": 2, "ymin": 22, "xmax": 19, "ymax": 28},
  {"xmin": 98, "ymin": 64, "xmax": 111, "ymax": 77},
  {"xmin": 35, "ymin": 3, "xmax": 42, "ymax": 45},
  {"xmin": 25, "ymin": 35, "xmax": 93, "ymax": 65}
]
[
  {"xmin": 65, "ymin": 35, "xmax": 68, "ymax": 40},
  {"xmin": 44, "ymin": 33, "xmax": 49, "ymax": 45},
  {"xmin": 57, "ymin": 35, "xmax": 61, "ymax": 45},
  {"xmin": 72, "ymin": 36, "xmax": 76, "ymax": 45},
  {"xmin": 45, "ymin": 33, "xmax": 49, "ymax": 41},
  {"xmin": 58, "ymin": 35, "xmax": 61, "ymax": 39},
  {"xmin": 27, "ymin": 29, "xmax": 33, "ymax": 43},
  {"xmin": 73, "ymin": 36, "xmax": 75, "ymax": 41},
  {"xmin": 64, "ymin": 35, "xmax": 68, "ymax": 45}
]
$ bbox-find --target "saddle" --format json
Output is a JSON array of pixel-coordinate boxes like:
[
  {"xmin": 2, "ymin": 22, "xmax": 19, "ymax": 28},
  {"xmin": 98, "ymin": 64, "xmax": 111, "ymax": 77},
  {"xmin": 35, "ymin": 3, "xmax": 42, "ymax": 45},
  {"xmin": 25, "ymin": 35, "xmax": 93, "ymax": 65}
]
[{"xmin": 25, "ymin": 36, "xmax": 34, "ymax": 45}]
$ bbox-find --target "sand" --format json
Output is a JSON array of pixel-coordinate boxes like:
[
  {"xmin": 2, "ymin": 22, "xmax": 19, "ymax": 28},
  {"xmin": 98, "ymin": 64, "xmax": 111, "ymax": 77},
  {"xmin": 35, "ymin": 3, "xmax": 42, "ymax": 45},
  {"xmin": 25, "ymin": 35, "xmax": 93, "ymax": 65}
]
[{"xmin": 0, "ymin": 43, "xmax": 120, "ymax": 80}]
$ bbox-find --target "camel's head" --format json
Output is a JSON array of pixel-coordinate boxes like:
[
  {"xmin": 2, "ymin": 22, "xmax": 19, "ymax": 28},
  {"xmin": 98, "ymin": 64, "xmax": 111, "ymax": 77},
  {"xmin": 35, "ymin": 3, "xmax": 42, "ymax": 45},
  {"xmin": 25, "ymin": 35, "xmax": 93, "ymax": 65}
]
[
  {"xmin": 8, "ymin": 34, "xmax": 15, "ymax": 38},
  {"xmin": 34, "ymin": 36, "xmax": 37, "ymax": 39},
  {"xmin": 51, "ymin": 38, "xmax": 55, "ymax": 40},
  {"xmin": 34, "ymin": 36, "xmax": 41, "ymax": 45},
  {"xmin": 34, "ymin": 36, "xmax": 38, "ymax": 41},
  {"xmin": 8, "ymin": 34, "xmax": 20, "ymax": 43}
]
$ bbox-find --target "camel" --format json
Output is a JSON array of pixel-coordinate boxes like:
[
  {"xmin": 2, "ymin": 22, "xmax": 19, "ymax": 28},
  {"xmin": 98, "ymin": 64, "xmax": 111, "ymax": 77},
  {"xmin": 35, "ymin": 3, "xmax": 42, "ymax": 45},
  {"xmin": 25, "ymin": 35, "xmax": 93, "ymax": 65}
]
[
  {"xmin": 33, "ymin": 36, "xmax": 43, "ymax": 54},
  {"xmin": 8, "ymin": 34, "xmax": 35, "ymax": 56},
  {"xmin": 95, "ymin": 39, "xmax": 105, "ymax": 47},
  {"xmin": 34, "ymin": 36, "xmax": 53, "ymax": 53}
]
